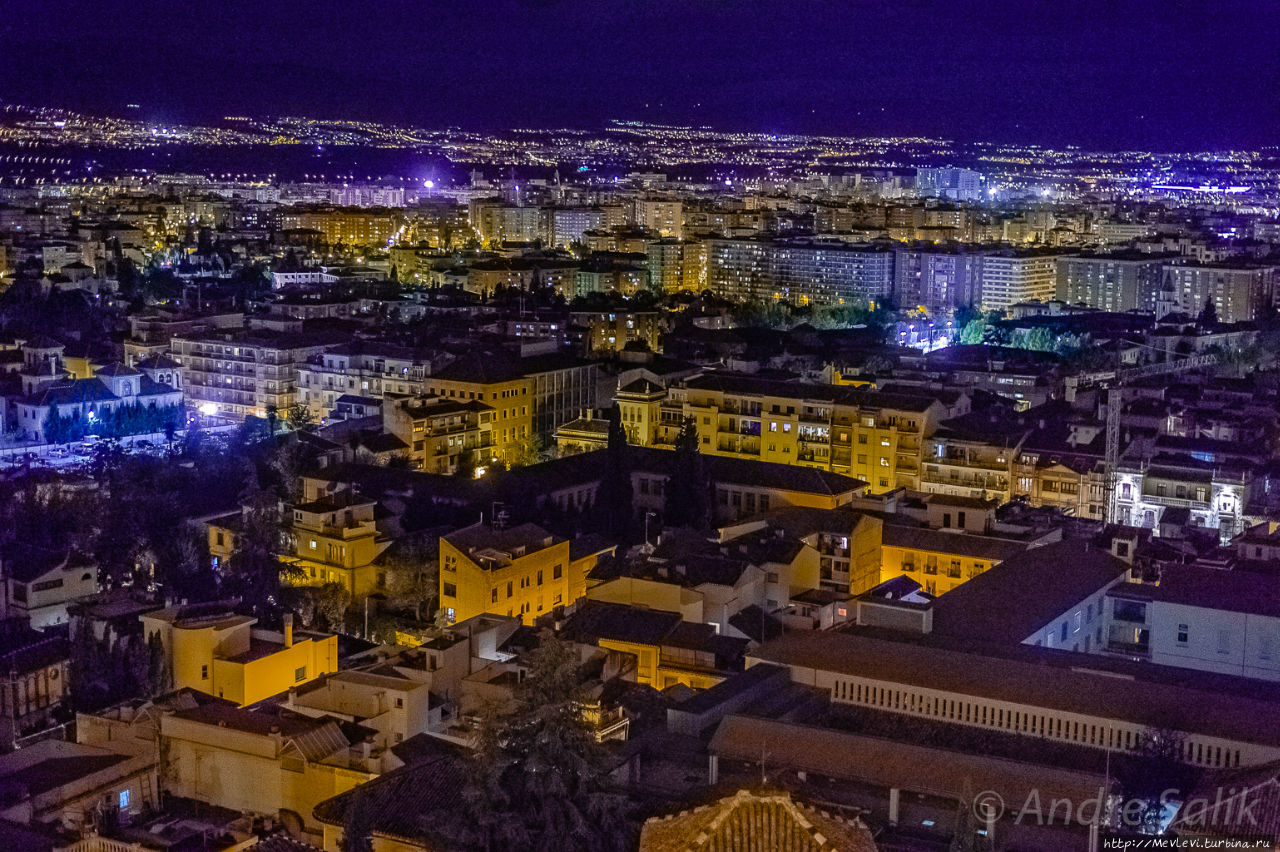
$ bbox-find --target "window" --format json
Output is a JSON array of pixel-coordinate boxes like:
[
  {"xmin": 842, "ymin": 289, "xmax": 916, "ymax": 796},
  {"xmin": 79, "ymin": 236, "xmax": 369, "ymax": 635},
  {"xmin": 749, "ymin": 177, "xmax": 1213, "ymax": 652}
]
[
  {"xmin": 553, "ymin": 564, "xmax": 563, "ymax": 579},
  {"xmin": 537, "ymin": 569, "xmax": 543, "ymax": 585},
  {"xmin": 201, "ymin": 665, "xmax": 209, "ymax": 680},
  {"xmin": 395, "ymin": 697, "xmax": 404, "ymax": 708},
  {"xmin": 1217, "ymin": 629, "xmax": 1231, "ymax": 655},
  {"xmin": 507, "ymin": 581, "xmax": 514, "ymax": 597},
  {"xmin": 443, "ymin": 582, "xmax": 457, "ymax": 598},
  {"xmin": 948, "ymin": 559, "xmax": 961, "ymax": 578},
  {"xmin": 119, "ymin": 790, "xmax": 130, "ymax": 810},
  {"xmin": 295, "ymin": 666, "xmax": 307, "ymax": 682},
  {"xmin": 491, "ymin": 588, "xmax": 498, "ymax": 603},
  {"xmin": 1177, "ymin": 624, "xmax": 1189, "ymax": 644}
]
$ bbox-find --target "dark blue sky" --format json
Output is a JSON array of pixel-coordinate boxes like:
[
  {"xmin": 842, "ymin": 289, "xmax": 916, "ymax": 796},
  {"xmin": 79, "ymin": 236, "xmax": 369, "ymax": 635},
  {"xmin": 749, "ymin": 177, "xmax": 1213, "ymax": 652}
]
[{"xmin": 2, "ymin": 0, "xmax": 1277, "ymax": 150}]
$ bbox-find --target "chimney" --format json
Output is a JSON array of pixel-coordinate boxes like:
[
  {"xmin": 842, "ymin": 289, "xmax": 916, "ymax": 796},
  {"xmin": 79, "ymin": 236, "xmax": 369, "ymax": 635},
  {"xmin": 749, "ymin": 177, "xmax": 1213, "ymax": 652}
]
[{"xmin": 284, "ymin": 613, "xmax": 294, "ymax": 648}]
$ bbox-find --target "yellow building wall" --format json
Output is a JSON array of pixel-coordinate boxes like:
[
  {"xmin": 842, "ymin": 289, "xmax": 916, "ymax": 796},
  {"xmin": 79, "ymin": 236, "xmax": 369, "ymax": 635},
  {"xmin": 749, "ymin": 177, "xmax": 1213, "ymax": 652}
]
[
  {"xmin": 440, "ymin": 537, "xmax": 573, "ymax": 626},
  {"xmin": 879, "ymin": 544, "xmax": 994, "ymax": 596},
  {"xmin": 586, "ymin": 577, "xmax": 704, "ymax": 622},
  {"xmin": 848, "ymin": 517, "xmax": 884, "ymax": 595},
  {"xmin": 213, "ymin": 636, "xmax": 339, "ymax": 706},
  {"xmin": 62, "ymin": 355, "xmax": 102, "ymax": 380},
  {"xmin": 631, "ymin": 386, "xmax": 923, "ymax": 495},
  {"xmin": 599, "ymin": 638, "xmax": 661, "ymax": 685},
  {"xmin": 425, "ymin": 376, "xmax": 531, "ymax": 464},
  {"xmin": 655, "ymin": 664, "xmax": 724, "ymax": 691},
  {"xmin": 163, "ymin": 717, "xmax": 369, "ymax": 838}
]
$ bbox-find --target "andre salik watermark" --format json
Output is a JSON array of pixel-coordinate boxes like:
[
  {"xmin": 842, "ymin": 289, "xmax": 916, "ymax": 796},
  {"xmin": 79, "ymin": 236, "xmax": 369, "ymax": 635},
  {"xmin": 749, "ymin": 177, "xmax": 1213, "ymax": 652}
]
[{"xmin": 971, "ymin": 785, "xmax": 1273, "ymax": 835}]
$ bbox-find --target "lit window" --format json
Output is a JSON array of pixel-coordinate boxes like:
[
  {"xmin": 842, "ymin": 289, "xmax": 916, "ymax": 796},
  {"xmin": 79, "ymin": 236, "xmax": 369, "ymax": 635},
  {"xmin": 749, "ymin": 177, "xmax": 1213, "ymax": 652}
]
[{"xmin": 119, "ymin": 790, "xmax": 130, "ymax": 809}]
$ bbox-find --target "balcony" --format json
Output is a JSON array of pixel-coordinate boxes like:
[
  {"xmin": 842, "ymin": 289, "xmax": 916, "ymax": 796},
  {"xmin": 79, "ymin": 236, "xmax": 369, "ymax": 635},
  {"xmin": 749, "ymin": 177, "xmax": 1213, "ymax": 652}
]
[
  {"xmin": 1105, "ymin": 640, "xmax": 1150, "ymax": 657},
  {"xmin": 935, "ymin": 455, "xmax": 1010, "ymax": 472}
]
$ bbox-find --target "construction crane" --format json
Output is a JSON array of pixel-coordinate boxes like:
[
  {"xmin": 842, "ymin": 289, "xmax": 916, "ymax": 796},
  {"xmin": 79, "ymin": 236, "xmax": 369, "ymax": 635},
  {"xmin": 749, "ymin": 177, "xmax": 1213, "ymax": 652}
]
[{"xmin": 1066, "ymin": 353, "xmax": 1219, "ymax": 523}]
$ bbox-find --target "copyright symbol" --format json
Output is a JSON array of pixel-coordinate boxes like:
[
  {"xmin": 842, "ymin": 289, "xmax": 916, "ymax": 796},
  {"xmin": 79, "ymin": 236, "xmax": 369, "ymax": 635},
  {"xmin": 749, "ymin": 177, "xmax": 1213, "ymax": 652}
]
[{"xmin": 973, "ymin": 790, "xmax": 1005, "ymax": 822}]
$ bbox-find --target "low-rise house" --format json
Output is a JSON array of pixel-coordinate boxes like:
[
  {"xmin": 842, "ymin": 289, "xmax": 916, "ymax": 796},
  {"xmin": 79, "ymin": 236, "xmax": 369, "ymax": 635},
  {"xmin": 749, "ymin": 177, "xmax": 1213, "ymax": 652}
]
[
  {"xmin": 141, "ymin": 606, "xmax": 338, "ymax": 706},
  {"xmin": 1, "ymin": 545, "xmax": 97, "ymax": 629},
  {"xmin": 0, "ymin": 739, "xmax": 157, "ymax": 836}
]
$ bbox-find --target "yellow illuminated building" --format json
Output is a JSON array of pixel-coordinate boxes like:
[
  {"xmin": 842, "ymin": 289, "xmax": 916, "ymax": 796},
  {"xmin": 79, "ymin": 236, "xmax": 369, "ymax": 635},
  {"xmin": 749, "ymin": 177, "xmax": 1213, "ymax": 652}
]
[
  {"xmin": 423, "ymin": 374, "xmax": 532, "ymax": 466},
  {"xmin": 563, "ymin": 601, "xmax": 733, "ymax": 691},
  {"xmin": 282, "ymin": 488, "xmax": 393, "ymax": 598},
  {"xmin": 878, "ymin": 525, "xmax": 1031, "ymax": 597},
  {"xmin": 160, "ymin": 703, "xmax": 373, "ymax": 842},
  {"xmin": 439, "ymin": 522, "xmax": 605, "ymax": 626},
  {"xmin": 617, "ymin": 372, "xmax": 951, "ymax": 494},
  {"xmin": 140, "ymin": 606, "xmax": 338, "ymax": 706},
  {"xmin": 278, "ymin": 206, "xmax": 400, "ymax": 247}
]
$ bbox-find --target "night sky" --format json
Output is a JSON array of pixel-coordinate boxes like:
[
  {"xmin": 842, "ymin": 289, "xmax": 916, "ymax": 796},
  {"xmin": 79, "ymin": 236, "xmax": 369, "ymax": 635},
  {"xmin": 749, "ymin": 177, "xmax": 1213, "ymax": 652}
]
[{"xmin": 2, "ymin": 0, "xmax": 1278, "ymax": 150}]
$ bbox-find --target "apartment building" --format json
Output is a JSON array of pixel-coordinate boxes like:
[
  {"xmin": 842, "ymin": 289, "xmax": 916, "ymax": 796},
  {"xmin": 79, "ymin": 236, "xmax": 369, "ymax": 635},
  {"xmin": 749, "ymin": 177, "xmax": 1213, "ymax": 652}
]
[
  {"xmin": 635, "ymin": 197, "xmax": 684, "ymax": 238},
  {"xmin": 439, "ymin": 521, "xmax": 605, "ymax": 626},
  {"xmin": 140, "ymin": 606, "xmax": 338, "ymax": 707},
  {"xmin": 1113, "ymin": 461, "xmax": 1251, "ymax": 541},
  {"xmin": 569, "ymin": 309, "xmax": 666, "ymax": 355},
  {"xmin": 383, "ymin": 395, "xmax": 494, "ymax": 474},
  {"xmin": 646, "ymin": 238, "xmax": 705, "ymax": 293},
  {"xmin": 977, "ymin": 250, "xmax": 1059, "ymax": 310},
  {"xmin": 617, "ymin": 371, "xmax": 953, "ymax": 493},
  {"xmin": 278, "ymin": 205, "xmax": 401, "ymax": 247},
  {"xmin": 170, "ymin": 329, "xmax": 347, "ymax": 420},
  {"xmin": 1160, "ymin": 261, "xmax": 1279, "ymax": 323},
  {"xmin": 1102, "ymin": 566, "xmax": 1280, "ymax": 682},
  {"xmin": 893, "ymin": 245, "xmax": 982, "ymax": 312},
  {"xmin": 1055, "ymin": 250, "xmax": 1173, "ymax": 313},
  {"xmin": 279, "ymin": 485, "xmax": 394, "ymax": 598},
  {"xmin": 297, "ymin": 342, "xmax": 440, "ymax": 420},
  {"xmin": 706, "ymin": 238, "xmax": 894, "ymax": 307}
]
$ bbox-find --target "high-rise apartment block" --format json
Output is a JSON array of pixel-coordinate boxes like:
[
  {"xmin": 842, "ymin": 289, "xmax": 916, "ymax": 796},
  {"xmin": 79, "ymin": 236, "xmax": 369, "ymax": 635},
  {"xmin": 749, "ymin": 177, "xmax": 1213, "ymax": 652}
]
[{"xmin": 706, "ymin": 238, "xmax": 894, "ymax": 307}]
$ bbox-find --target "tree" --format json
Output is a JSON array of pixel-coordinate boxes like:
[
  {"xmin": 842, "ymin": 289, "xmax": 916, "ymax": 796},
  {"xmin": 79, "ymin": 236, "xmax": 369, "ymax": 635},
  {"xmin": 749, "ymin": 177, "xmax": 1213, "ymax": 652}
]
[
  {"xmin": 147, "ymin": 630, "xmax": 169, "ymax": 697},
  {"xmin": 452, "ymin": 635, "xmax": 633, "ymax": 851},
  {"xmin": 664, "ymin": 418, "xmax": 710, "ymax": 530},
  {"xmin": 226, "ymin": 467, "xmax": 297, "ymax": 615},
  {"xmin": 591, "ymin": 406, "xmax": 633, "ymax": 540},
  {"xmin": 382, "ymin": 536, "xmax": 439, "ymax": 622},
  {"xmin": 507, "ymin": 435, "xmax": 546, "ymax": 469},
  {"xmin": 1198, "ymin": 298, "xmax": 1218, "ymax": 328},
  {"xmin": 959, "ymin": 317, "xmax": 989, "ymax": 345},
  {"xmin": 1023, "ymin": 326, "xmax": 1056, "ymax": 352},
  {"xmin": 285, "ymin": 403, "xmax": 313, "ymax": 432},
  {"xmin": 1121, "ymin": 727, "xmax": 1194, "ymax": 834},
  {"xmin": 342, "ymin": 787, "xmax": 375, "ymax": 852},
  {"xmin": 314, "ymin": 582, "xmax": 352, "ymax": 631}
]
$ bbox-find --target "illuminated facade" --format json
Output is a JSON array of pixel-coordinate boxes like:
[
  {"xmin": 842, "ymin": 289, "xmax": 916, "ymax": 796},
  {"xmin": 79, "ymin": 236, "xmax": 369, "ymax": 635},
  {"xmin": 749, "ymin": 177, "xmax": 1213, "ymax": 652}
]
[
  {"xmin": 170, "ymin": 329, "xmax": 345, "ymax": 420},
  {"xmin": 140, "ymin": 606, "xmax": 338, "ymax": 706},
  {"xmin": 977, "ymin": 251, "xmax": 1059, "ymax": 310},
  {"xmin": 617, "ymin": 372, "xmax": 947, "ymax": 493},
  {"xmin": 277, "ymin": 206, "xmax": 400, "ymax": 247},
  {"xmin": 439, "ymin": 522, "xmax": 601, "ymax": 625},
  {"xmin": 706, "ymin": 238, "xmax": 893, "ymax": 307}
]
